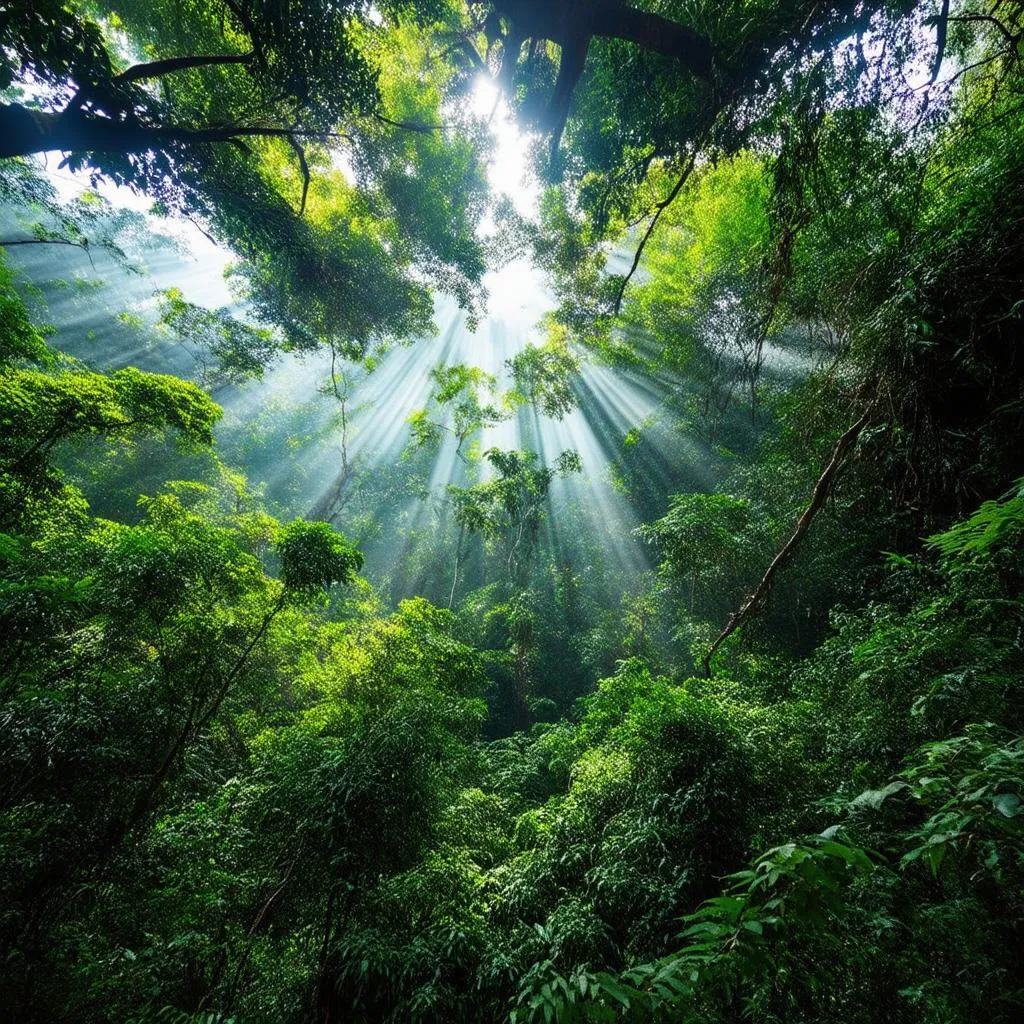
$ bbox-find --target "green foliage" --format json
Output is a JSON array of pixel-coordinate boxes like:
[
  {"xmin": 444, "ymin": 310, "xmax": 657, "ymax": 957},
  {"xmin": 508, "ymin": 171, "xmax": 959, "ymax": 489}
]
[
  {"xmin": 1, "ymin": 159, "xmax": 172, "ymax": 271},
  {"xmin": 4, "ymin": 2, "xmax": 1024, "ymax": 1022},
  {"xmin": 639, "ymin": 491, "xmax": 762, "ymax": 619},
  {"xmin": 408, "ymin": 362, "xmax": 506, "ymax": 458},
  {"xmin": 275, "ymin": 518, "xmax": 363, "ymax": 598},
  {"xmin": 156, "ymin": 288, "xmax": 279, "ymax": 390},
  {"xmin": 0, "ymin": 360, "xmax": 221, "ymax": 519},
  {"xmin": 2, "ymin": 0, "xmax": 491, "ymax": 364},
  {"xmin": 0, "ymin": 362, "xmax": 219, "ymax": 446},
  {"xmin": 450, "ymin": 447, "xmax": 580, "ymax": 585},
  {"xmin": 507, "ymin": 330, "xmax": 581, "ymax": 419},
  {"xmin": 899, "ymin": 725, "xmax": 1024, "ymax": 880},
  {"xmin": 0, "ymin": 255, "xmax": 50, "ymax": 364},
  {"xmin": 927, "ymin": 479, "xmax": 1024, "ymax": 559}
]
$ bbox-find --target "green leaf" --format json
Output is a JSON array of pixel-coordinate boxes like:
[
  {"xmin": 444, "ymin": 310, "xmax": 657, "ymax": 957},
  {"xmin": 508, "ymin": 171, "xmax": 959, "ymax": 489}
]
[
  {"xmin": 851, "ymin": 781, "xmax": 908, "ymax": 810},
  {"xmin": 991, "ymin": 792, "xmax": 1020, "ymax": 818}
]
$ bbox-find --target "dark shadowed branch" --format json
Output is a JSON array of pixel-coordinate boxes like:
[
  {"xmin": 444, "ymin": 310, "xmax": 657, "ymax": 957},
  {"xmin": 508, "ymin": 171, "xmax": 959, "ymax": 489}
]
[
  {"xmin": 288, "ymin": 134, "xmax": 311, "ymax": 215},
  {"xmin": 113, "ymin": 52, "xmax": 255, "ymax": 84}
]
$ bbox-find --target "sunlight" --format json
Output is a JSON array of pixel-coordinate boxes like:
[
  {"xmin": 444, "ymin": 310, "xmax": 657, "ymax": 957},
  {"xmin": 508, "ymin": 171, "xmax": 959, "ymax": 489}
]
[
  {"xmin": 42, "ymin": 164, "xmax": 234, "ymax": 304},
  {"xmin": 7, "ymin": 84, "xmax": 685, "ymax": 592},
  {"xmin": 7, "ymin": 7, "xmax": 1018, "ymax": 1016},
  {"xmin": 471, "ymin": 73, "xmax": 540, "ymax": 219}
]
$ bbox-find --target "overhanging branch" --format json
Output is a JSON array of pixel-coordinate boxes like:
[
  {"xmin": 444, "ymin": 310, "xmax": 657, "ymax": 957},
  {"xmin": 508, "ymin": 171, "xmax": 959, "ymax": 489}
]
[
  {"xmin": 0, "ymin": 236, "xmax": 96, "ymax": 269},
  {"xmin": 0, "ymin": 102, "xmax": 352, "ymax": 160},
  {"xmin": 929, "ymin": 0, "xmax": 951, "ymax": 86},
  {"xmin": 372, "ymin": 112, "xmax": 446, "ymax": 133},
  {"xmin": 287, "ymin": 134, "xmax": 311, "ymax": 215}
]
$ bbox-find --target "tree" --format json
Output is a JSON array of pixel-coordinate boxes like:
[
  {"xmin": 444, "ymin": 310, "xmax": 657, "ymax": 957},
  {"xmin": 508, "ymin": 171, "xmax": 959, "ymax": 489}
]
[
  {"xmin": 482, "ymin": 0, "xmax": 714, "ymax": 154},
  {"xmin": 0, "ymin": 267, "xmax": 367, "ymax": 988},
  {"xmin": 156, "ymin": 287, "xmax": 280, "ymax": 392},
  {"xmin": 0, "ymin": 0, "xmax": 437, "ymax": 161},
  {"xmin": 449, "ymin": 446, "xmax": 581, "ymax": 588},
  {"xmin": 0, "ymin": 363, "xmax": 222, "ymax": 515},
  {"xmin": 5, "ymin": 3, "xmax": 1024, "ymax": 1021},
  {"xmin": 1, "ymin": 0, "xmax": 492, "ymax": 360},
  {"xmin": 506, "ymin": 0, "xmax": 1013, "ymax": 326},
  {"xmin": 408, "ymin": 363, "xmax": 509, "ymax": 462},
  {"xmin": 448, "ymin": 447, "xmax": 580, "ymax": 724},
  {"xmin": 507, "ymin": 329, "xmax": 580, "ymax": 419},
  {"xmin": 639, "ymin": 491, "xmax": 759, "ymax": 618},
  {"xmin": 0, "ymin": 157, "xmax": 172, "ymax": 269}
]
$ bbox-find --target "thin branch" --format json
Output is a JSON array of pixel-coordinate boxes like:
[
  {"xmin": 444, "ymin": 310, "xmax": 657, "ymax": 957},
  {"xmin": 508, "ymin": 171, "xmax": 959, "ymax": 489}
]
[
  {"xmin": 448, "ymin": 522, "xmax": 466, "ymax": 610},
  {"xmin": 372, "ymin": 111, "xmax": 446, "ymax": 133},
  {"xmin": 65, "ymin": 53, "xmax": 255, "ymax": 113},
  {"xmin": 2, "ymin": 236, "xmax": 84, "ymax": 249},
  {"xmin": 0, "ymin": 236, "xmax": 96, "ymax": 269},
  {"xmin": 594, "ymin": 150, "xmax": 659, "ymax": 230},
  {"xmin": 222, "ymin": 0, "xmax": 265, "ymax": 66},
  {"xmin": 307, "ymin": 344, "xmax": 356, "ymax": 524},
  {"xmin": 949, "ymin": 12, "xmax": 1022, "ymax": 50},
  {"xmin": 612, "ymin": 152, "xmax": 697, "ymax": 315},
  {"xmin": 702, "ymin": 405, "xmax": 874, "ymax": 677},
  {"xmin": 220, "ymin": 838, "xmax": 304, "ymax": 1017},
  {"xmin": 184, "ymin": 124, "xmax": 351, "ymax": 144},
  {"xmin": 183, "ymin": 214, "xmax": 219, "ymax": 247}
]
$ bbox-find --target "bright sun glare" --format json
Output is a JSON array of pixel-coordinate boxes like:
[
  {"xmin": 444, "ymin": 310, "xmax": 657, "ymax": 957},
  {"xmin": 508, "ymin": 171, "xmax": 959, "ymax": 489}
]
[{"xmin": 470, "ymin": 73, "xmax": 540, "ymax": 219}]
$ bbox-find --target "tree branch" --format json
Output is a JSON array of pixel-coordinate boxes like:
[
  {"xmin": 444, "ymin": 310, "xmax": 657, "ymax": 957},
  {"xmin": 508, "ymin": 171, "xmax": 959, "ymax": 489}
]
[
  {"xmin": 702, "ymin": 405, "xmax": 874, "ymax": 677},
  {"xmin": 0, "ymin": 102, "xmax": 351, "ymax": 160},
  {"xmin": 493, "ymin": 1, "xmax": 715, "ymax": 79},
  {"xmin": 220, "ymin": 838, "xmax": 305, "ymax": 1017},
  {"xmin": 0, "ymin": 235, "xmax": 96, "ymax": 269},
  {"xmin": 546, "ymin": 32, "xmax": 590, "ymax": 160},
  {"xmin": 590, "ymin": 0, "xmax": 715, "ymax": 79},
  {"xmin": 113, "ymin": 52, "xmax": 255, "ymax": 84},
  {"xmin": 929, "ymin": 0, "xmax": 951, "ymax": 86},
  {"xmin": 449, "ymin": 35, "xmax": 488, "ymax": 72},
  {"xmin": 948, "ymin": 12, "xmax": 1022, "ymax": 51},
  {"xmin": 64, "ymin": 53, "xmax": 255, "ymax": 114},
  {"xmin": 612, "ymin": 152, "xmax": 697, "ymax": 314},
  {"xmin": 287, "ymin": 134, "xmax": 311, "ymax": 216},
  {"xmin": 372, "ymin": 111, "xmax": 446, "ymax": 133}
]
